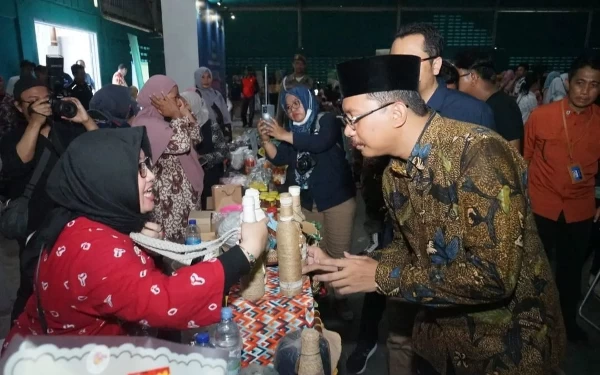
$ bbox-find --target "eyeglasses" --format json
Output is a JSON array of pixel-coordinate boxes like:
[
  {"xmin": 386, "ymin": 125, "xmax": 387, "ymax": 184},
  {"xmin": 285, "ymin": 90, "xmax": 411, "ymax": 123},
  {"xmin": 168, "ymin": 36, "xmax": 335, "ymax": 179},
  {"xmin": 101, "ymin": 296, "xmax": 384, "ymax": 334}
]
[
  {"xmin": 285, "ymin": 100, "xmax": 301, "ymax": 113},
  {"xmin": 421, "ymin": 56, "xmax": 439, "ymax": 62},
  {"xmin": 459, "ymin": 71, "xmax": 472, "ymax": 79},
  {"xmin": 139, "ymin": 157, "xmax": 152, "ymax": 178},
  {"xmin": 341, "ymin": 102, "xmax": 401, "ymax": 130}
]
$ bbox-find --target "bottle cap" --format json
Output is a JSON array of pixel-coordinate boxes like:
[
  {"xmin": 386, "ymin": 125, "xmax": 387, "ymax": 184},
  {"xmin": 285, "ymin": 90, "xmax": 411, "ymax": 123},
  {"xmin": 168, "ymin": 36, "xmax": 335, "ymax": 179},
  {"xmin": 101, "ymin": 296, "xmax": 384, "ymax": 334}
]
[
  {"xmin": 188, "ymin": 219, "xmax": 197, "ymax": 225},
  {"xmin": 195, "ymin": 332, "xmax": 210, "ymax": 344},
  {"xmin": 280, "ymin": 196, "xmax": 292, "ymax": 206},
  {"xmin": 221, "ymin": 307, "xmax": 232, "ymax": 320},
  {"xmin": 289, "ymin": 186, "xmax": 301, "ymax": 196}
]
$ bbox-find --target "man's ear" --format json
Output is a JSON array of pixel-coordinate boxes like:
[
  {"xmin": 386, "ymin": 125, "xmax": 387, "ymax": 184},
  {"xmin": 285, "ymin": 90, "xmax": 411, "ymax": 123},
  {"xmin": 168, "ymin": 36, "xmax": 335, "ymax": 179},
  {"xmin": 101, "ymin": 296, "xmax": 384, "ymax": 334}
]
[
  {"xmin": 564, "ymin": 78, "xmax": 570, "ymax": 92},
  {"xmin": 390, "ymin": 102, "xmax": 409, "ymax": 129},
  {"xmin": 432, "ymin": 56, "xmax": 443, "ymax": 76}
]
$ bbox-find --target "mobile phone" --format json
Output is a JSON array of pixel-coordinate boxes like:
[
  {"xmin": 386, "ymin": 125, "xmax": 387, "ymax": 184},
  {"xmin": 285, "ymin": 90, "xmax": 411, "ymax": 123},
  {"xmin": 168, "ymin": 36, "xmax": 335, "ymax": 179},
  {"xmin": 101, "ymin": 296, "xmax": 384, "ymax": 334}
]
[{"xmin": 262, "ymin": 104, "xmax": 275, "ymax": 120}]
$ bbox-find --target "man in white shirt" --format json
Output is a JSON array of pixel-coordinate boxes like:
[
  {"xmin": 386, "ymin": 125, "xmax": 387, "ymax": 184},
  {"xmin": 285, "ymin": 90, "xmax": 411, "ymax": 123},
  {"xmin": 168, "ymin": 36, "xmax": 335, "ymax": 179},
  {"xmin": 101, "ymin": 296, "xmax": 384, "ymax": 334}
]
[
  {"xmin": 511, "ymin": 62, "xmax": 529, "ymax": 97},
  {"xmin": 5, "ymin": 61, "xmax": 35, "ymax": 96}
]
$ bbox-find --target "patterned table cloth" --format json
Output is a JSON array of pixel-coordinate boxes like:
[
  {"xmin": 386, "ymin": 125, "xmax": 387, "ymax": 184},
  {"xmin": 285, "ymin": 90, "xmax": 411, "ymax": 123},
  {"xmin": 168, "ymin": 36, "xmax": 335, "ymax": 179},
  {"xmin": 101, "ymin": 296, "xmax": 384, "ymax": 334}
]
[{"xmin": 228, "ymin": 267, "xmax": 315, "ymax": 367}]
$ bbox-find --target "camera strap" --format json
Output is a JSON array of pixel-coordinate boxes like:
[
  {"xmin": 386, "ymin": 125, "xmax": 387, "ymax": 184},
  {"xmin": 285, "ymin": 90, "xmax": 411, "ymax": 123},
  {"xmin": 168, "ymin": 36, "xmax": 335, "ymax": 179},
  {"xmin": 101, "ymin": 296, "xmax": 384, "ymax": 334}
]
[{"xmin": 23, "ymin": 149, "xmax": 51, "ymax": 200}]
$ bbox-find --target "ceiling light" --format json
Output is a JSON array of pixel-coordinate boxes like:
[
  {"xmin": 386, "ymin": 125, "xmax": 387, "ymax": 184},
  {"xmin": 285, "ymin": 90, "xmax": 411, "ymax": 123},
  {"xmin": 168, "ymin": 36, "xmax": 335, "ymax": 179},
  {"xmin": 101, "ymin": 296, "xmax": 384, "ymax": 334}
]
[{"xmin": 231, "ymin": 14, "xmax": 235, "ymax": 19}]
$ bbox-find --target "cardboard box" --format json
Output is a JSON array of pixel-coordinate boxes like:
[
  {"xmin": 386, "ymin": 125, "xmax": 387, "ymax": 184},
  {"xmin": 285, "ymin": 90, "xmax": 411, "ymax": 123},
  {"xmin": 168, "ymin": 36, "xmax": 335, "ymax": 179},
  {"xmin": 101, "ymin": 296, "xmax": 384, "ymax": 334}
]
[
  {"xmin": 200, "ymin": 232, "xmax": 216, "ymax": 242},
  {"xmin": 212, "ymin": 184, "xmax": 243, "ymax": 211},
  {"xmin": 206, "ymin": 196, "xmax": 215, "ymax": 211},
  {"xmin": 188, "ymin": 210, "xmax": 214, "ymax": 233}
]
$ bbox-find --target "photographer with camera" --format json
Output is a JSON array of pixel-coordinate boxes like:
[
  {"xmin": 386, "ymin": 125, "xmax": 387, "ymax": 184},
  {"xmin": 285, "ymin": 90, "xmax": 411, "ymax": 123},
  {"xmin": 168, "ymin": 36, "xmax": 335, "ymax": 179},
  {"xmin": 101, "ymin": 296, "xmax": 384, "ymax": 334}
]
[
  {"xmin": 258, "ymin": 86, "xmax": 356, "ymax": 319},
  {"xmin": 0, "ymin": 75, "xmax": 97, "ymax": 324}
]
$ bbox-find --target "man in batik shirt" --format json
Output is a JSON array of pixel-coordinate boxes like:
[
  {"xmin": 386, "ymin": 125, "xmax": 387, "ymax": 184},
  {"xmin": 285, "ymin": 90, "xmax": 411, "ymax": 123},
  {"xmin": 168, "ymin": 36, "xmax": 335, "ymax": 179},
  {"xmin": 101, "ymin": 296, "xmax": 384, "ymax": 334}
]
[{"xmin": 304, "ymin": 55, "xmax": 565, "ymax": 375}]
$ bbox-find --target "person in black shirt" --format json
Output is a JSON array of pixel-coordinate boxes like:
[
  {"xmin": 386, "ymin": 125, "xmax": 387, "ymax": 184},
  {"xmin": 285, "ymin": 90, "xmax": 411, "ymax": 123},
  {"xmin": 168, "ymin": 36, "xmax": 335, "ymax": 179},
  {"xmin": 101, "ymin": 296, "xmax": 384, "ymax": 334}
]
[
  {"xmin": 454, "ymin": 50, "xmax": 524, "ymax": 152},
  {"xmin": 67, "ymin": 64, "xmax": 93, "ymax": 110},
  {"xmin": 439, "ymin": 59, "xmax": 459, "ymax": 90},
  {"xmin": 0, "ymin": 76, "xmax": 98, "ymax": 323}
]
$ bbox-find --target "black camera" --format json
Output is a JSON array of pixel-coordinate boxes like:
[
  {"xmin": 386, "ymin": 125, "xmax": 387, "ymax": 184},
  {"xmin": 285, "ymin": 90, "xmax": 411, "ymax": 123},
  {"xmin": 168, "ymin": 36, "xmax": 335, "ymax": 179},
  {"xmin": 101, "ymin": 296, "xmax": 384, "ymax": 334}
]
[
  {"xmin": 297, "ymin": 153, "xmax": 316, "ymax": 174},
  {"xmin": 48, "ymin": 97, "xmax": 78, "ymax": 118},
  {"xmin": 46, "ymin": 55, "xmax": 77, "ymax": 119}
]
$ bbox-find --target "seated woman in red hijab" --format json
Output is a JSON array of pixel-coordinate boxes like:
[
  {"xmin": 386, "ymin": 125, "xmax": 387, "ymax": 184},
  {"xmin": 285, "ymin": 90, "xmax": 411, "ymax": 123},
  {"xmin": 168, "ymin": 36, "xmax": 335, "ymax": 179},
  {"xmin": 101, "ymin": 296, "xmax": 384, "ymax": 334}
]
[{"xmin": 2, "ymin": 127, "xmax": 266, "ymax": 353}]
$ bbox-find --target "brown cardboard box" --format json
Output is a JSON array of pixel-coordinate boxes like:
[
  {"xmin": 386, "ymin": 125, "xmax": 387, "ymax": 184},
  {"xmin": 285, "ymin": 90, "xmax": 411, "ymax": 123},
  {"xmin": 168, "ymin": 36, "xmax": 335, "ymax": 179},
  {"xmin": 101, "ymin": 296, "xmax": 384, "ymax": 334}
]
[
  {"xmin": 188, "ymin": 210, "xmax": 214, "ymax": 233},
  {"xmin": 212, "ymin": 184, "xmax": 243, "ymax": 211},
  {"xmin": 200, "ymin": 232, "xmax": 217, "ymax": 242},
  {"xmin": 206, "ymin": 196, "xmax": 215, "ymax": 211}
]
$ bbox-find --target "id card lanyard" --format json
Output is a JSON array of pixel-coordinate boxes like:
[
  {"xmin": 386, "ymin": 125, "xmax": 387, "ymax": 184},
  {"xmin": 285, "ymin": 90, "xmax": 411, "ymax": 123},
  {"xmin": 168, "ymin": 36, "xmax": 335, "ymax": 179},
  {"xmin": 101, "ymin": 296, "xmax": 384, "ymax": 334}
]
[{"xmin": 561, "ymin": 101, "xmax": 592, "ymax": 183}]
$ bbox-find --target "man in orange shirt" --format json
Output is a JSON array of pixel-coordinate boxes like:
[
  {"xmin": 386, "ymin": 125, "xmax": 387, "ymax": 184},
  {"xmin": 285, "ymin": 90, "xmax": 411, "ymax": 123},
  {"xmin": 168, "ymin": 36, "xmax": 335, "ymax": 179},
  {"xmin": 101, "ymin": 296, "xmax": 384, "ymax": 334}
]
[
  {"xmin": 524, "ymin": 55, "xmax": 600, "ymax": 343},
  {"xmin": 241, "ymin": 67, "xmax": 258, "ymax": 128}
]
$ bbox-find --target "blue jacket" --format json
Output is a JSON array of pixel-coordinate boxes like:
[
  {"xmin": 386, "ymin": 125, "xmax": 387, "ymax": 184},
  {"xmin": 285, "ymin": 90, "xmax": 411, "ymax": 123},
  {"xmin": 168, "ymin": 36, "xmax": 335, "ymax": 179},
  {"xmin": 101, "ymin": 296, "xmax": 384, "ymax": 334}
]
[
  {"xmin": 428, "ymin": 81, "xmax": 496, "ymax": 129},
  {"xmin": 269, "ymin": 112, "xmax": 355, "ymax": 211}
]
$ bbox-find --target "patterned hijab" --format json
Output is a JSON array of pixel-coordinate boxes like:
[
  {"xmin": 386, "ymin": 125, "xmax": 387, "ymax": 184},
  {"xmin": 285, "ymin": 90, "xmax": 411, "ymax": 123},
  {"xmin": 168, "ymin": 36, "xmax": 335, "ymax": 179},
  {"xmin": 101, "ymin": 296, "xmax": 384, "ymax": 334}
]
[{"xmin": 132, "ymin": 75, "xmax": 204, "ymax": 193}]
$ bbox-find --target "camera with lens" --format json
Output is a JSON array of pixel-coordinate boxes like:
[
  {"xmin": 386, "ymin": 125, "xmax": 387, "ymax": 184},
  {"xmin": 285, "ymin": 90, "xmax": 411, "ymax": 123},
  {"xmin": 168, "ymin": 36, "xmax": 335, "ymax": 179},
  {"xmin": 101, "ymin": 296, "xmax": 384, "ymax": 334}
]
[
  {"xmin": 296, "ymin": 153, "xmax": 316, "ymax": 175},
  {"xmin": 46, "ymin": 55, "xmax": 78, "ymax": 119}
]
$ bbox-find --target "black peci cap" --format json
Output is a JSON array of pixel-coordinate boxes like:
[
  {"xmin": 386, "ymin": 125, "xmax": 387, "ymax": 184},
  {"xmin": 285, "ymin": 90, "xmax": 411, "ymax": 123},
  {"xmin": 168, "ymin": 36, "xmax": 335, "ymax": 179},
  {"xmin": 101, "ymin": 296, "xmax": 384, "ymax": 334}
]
[
  {"xmin": 336, "ymin": 55, "xmax": 421, "ymax": 98},
  {"xmin": 13, "ymin": 75, "xmax": 45, "ymax": 101}
]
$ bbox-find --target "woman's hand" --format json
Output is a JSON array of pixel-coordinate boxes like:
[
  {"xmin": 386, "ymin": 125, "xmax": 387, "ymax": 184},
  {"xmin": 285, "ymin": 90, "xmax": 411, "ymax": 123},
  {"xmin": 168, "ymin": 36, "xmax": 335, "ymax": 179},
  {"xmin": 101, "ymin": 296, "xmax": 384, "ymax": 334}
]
[
  {"xmin": 151, "ymin": 93, "xmax": 182, "ymax": 119},
  {"xmin": 239, "ymin": 218, "xmax": 269, "ymax": 260},
  {"xmin": 257, "ymin": 120, "xmax": 272, "ymax": 142},
  {"xmin": 260, "ymin": 118, "xmax": 289, "ymax": 142},
  {"xmin": 179, "ymin": 98, "xmax": 196, "ymax": 123},
  {"xmin": 142, "ymin": 222, "xmax": 164, "ymax": 239}
]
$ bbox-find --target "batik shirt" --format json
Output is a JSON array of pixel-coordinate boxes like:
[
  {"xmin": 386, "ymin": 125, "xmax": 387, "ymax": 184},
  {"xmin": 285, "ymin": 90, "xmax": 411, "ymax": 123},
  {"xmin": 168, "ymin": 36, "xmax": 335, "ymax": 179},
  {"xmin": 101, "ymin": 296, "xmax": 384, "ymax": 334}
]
[{"xmin": 375, "ymin": 114, "xmax": 565, "ymax": 375}]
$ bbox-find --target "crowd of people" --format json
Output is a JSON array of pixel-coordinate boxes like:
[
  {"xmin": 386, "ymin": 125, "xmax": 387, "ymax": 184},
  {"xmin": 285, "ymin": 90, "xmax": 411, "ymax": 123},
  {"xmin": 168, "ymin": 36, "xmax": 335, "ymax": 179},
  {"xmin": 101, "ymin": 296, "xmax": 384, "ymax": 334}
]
[{"xmin": 0, "ymin": 20, "xmax": 599, "ymax": 375}]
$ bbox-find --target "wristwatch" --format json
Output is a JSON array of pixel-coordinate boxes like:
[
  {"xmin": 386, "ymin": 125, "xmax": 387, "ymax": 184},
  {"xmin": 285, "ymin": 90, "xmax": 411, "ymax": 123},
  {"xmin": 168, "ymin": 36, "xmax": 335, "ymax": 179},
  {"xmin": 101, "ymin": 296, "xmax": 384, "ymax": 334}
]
[{"xmin": 239, "ymin": 245, "xmax": 256, "ymax": 268}]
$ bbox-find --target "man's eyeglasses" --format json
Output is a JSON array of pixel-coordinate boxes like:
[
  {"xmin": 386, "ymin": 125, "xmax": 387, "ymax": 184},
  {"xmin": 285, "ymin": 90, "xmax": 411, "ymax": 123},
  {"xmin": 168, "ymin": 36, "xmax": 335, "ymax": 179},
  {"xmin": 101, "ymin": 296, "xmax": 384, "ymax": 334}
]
[
  {"xmin": 139, "ymin": 157, "xmax": 152, "ymax": 178},
  {"xmin": 421, "ymin": 56, "xmax": 439, "ymax": 63},
  {"xmin": 341, "ymin": 102, "xmax": 403, "ymax": 130}
]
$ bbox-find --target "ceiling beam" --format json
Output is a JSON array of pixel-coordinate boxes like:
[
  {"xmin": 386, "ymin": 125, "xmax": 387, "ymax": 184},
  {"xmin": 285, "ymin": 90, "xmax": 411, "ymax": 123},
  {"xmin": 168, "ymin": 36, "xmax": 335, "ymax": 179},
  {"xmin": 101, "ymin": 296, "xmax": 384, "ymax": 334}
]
[{"xmin": 225, "ymin": 5, "xmax": 597, "ymax": 13}]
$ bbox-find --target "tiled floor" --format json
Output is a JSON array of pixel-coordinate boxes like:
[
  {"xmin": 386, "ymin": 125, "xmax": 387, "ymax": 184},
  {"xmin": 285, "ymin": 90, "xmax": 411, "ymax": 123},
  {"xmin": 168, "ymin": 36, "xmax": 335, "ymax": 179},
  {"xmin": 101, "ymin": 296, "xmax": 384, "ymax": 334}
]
[{"xmin": 1, "ymin": 121, "xmax": 599, "ymax": 373}]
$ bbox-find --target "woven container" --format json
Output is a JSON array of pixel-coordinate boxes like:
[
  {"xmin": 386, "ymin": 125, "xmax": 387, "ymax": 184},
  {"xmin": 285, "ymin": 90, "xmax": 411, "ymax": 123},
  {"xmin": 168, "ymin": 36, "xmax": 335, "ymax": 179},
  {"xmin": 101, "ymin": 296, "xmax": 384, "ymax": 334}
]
[
  {"xmin": 298, "ymin": 329, "xmax": 326, "ymax": 375},
  {"xmin": 277, "ymin": 196, "xmax": 302, "ymax": 297},
  {"xmin": 240, "ymin": 253, "xmax": 266, "ymax": 302}
]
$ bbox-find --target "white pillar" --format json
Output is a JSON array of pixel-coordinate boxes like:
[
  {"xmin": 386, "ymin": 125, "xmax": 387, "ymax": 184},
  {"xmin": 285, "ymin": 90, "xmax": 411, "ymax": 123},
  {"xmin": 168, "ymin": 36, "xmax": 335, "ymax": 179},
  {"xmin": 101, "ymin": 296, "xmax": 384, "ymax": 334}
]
[{"xmin": 160, "ymin": 0, "xmax": 199, "ymax": 90}]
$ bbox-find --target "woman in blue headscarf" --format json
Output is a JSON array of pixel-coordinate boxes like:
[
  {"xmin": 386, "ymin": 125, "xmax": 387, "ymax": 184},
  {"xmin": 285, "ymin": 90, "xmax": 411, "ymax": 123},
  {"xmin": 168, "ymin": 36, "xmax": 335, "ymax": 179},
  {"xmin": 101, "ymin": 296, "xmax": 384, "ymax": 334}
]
[{"xmin": 259, "ymin": 85, "xmax": 356, "ymax": 285}]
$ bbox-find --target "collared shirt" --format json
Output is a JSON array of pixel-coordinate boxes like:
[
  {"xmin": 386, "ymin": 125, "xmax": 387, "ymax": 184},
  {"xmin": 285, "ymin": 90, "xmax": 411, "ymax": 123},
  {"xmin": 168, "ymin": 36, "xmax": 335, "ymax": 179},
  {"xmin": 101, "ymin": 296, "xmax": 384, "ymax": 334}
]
[
  {"xmin": 112, "ymin": 71, "xmax": 127, "ymax": 87},
  {"xmin": 85, "ymin": 73, "xmax": 96, "ymax": 91},
  {"xmin": 428, "ymin": 82, "xmax": 496, "ymax": 130},
  {"xmin": 524, "ymin": 98, "xmax": 600, "ymax": 222},
  {"xmin": 360, "ymin": 83, "xmax": 498, "ymax": 230},
  {"xmin": 517, "ymin": 91, "xmax": 538, "ymax": 123},
  {"xmin": 374, "ymin": 113, "xmax": 565, "ymax": 374}
]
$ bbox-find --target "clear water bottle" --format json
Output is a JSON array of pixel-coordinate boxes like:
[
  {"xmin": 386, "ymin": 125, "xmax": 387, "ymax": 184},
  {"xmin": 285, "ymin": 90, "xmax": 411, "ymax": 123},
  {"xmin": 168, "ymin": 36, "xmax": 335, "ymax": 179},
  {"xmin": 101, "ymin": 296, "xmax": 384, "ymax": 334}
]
[
  {"xmin": 192, "ymin": 332, "xmax": 214, "ymax": 348},
  {"xmin": 214, "ymin": 307, "xmax": 242, "ymax": 375},
  {"xmin": 185, "ymin": 219, "xmax": 201, "ymax": 245}
]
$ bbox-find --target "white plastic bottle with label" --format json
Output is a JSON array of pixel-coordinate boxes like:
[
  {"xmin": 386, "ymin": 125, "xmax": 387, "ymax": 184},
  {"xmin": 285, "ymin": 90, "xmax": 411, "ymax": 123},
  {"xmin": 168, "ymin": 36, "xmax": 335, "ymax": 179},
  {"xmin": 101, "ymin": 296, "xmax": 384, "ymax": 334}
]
[
  {"xmin": 244, "ymin": 188, "xmax": 266, "ymax": 221},
  {"xmin": 242, "ymin": 195, "xmax": 257, "ymax": 223}
]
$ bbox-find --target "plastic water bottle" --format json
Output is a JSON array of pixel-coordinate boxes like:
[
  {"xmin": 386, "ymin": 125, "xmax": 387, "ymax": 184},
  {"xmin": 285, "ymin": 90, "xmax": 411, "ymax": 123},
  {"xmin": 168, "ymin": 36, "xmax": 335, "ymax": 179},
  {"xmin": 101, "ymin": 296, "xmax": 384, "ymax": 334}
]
[
  {"xmin": 214, "ymin": 307, "xmax": 242, "ymax": 375},
  {"xmin": 192, "ymin": 332, "xmax": 214, "ymax": 348},
  {"xmin": 185, "ymin": 219, "xmax": 201, "ymax": 245}
]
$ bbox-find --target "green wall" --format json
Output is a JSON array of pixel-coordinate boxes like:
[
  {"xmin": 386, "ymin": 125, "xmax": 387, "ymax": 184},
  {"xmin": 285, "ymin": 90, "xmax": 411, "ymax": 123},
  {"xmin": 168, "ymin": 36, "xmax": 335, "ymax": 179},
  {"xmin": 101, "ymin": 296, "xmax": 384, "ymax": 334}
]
[
  {"xmin": 225, "ymin": 8, "xmax": 598, "ymax": 82},
  {"xmin": 0, "ymin": 0, "xmax": 165, "ymax": 87}
]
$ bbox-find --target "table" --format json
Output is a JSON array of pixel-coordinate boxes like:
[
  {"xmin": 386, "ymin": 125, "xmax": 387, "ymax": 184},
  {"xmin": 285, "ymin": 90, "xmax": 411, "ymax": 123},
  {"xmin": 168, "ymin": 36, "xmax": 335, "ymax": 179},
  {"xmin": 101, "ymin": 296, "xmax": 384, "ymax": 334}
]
[{"xmin": 228, "ymin": 267, "xmax": 315, "ymax": 367}]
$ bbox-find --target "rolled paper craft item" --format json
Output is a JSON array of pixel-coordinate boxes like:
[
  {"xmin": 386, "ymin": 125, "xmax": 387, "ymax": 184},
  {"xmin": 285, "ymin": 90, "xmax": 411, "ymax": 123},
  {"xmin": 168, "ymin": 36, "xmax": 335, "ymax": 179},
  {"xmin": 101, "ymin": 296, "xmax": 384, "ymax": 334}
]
[
  {"xmin": 298, "ymin": 328, "xmax": 326, "ymax": 375},
  {"xmin": 277, "ymin": 195, "xmax": 303, "ymax": 297}
]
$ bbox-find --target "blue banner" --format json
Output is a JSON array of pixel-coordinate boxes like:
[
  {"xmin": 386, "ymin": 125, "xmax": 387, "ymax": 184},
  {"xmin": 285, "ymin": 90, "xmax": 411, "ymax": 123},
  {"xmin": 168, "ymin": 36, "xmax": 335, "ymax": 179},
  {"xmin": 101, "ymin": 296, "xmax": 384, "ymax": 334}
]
[{"xmin": 197, "ymin": 2, "xmax": 226, "ymax": 95}]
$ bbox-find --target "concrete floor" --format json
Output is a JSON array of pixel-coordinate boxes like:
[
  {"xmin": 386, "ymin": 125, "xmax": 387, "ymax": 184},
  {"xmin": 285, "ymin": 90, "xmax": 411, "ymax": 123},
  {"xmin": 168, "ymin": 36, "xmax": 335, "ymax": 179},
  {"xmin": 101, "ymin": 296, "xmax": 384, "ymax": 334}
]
[{"xmin": 1, "ymin": 121, "xmax": 599, "ymax": 373}]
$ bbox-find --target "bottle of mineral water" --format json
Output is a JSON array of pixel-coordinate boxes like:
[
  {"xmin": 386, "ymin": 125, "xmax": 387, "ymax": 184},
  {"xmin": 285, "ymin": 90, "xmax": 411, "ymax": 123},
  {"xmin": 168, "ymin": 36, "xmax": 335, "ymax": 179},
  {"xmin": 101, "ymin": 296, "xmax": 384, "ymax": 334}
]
[
  {"xmin": 185, "ymin": 219, "xmax": 201, "ymax": 245},
  {"xmin": 192, "ymin": 332, "xmax": 214, "ymax": 348},
  {"xmin": 214, "ymin": 307, "xmax": 242, "ymax": 375}
]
